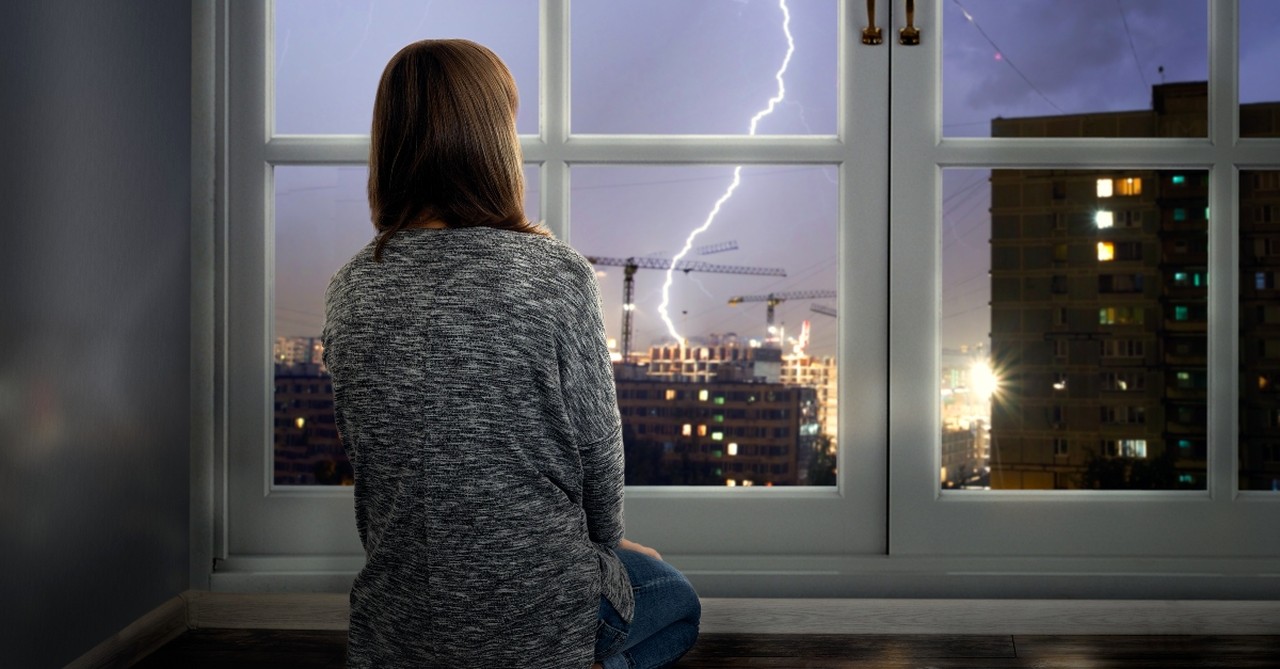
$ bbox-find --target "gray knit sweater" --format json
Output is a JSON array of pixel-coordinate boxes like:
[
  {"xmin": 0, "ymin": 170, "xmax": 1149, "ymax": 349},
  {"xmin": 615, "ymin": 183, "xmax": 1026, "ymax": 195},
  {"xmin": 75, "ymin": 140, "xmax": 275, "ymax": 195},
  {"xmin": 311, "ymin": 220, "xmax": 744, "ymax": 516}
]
[{"xmin": 322, "ymin": 226, "xmax": 633, "ymax": 668}]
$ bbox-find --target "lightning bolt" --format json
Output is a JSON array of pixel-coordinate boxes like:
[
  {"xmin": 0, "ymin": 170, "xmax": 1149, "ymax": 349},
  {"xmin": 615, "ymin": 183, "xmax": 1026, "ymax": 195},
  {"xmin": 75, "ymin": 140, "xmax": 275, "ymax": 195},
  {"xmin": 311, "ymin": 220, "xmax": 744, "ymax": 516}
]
[{"xmin": 657, "ymin": 0, "xmax": 795, "ymax": 344}]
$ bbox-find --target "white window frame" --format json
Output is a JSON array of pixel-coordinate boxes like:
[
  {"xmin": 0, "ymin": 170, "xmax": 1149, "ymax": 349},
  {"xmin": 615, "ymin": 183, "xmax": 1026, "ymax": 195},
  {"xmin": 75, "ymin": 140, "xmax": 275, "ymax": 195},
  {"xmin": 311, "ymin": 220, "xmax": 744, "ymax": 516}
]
[
  {"xmin": 201, "ymin": 0, "xmax": 1280, "ymax": 596},
  {"xmin": 890, "ymin": 0, "xmax": 1280, "ymax": 563},
  {"xmin": 211, "ymin": 0, "xmax": 890, "ymax": 593}
]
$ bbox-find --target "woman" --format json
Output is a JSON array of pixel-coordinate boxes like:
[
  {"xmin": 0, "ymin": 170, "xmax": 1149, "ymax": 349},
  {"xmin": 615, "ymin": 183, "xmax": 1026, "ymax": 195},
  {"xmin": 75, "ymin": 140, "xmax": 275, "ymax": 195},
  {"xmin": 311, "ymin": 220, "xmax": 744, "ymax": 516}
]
[{"xmin": 322, "ymin": 39, "xmax": 700, "ymax": 669}]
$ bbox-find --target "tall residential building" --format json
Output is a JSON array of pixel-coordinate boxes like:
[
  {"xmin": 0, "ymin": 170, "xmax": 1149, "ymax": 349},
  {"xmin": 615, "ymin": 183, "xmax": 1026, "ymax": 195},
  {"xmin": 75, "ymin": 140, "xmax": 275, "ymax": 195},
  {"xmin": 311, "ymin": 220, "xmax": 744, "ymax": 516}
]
[
  {"xmin": 984, "ymin": 82, "xmax": 1280, "ymax": 489},
  {"xmin": 1240, "ymin": 170, "xmax": 1280, "ymax": 489}
]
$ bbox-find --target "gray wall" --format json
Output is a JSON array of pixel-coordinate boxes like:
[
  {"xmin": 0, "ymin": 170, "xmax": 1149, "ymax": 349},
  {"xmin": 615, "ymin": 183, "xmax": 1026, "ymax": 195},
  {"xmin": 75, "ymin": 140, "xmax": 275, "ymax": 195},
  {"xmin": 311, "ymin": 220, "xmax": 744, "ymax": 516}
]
[{"xmin": 0, "ymin": 1, "xmax": 192, "ymax": 666}]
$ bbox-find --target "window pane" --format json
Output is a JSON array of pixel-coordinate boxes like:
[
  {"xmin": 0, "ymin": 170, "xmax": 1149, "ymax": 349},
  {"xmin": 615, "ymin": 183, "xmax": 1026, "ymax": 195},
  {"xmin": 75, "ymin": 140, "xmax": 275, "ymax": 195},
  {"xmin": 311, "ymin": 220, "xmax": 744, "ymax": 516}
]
[
  {"xmin": 571, "ymin": 0, "xmax": 836, "ymax": 135},
  {"xmin": 273, "ymin": 165, "xmax": 541, "ymax": 485},
  {"xmin": 1240, "ymin": 171, "xmax": 1280, "ymax": 491},
  {"xmin": 273, "ymin": 0, "xmax": 538, "ymax": 135},
  {"xmin": 571, "ymin": 165, "xmax": 838, "ymax": 486},
  {"xmin": 943, "ymin": 0, "xmax": 1207, "ymax": 138},
  {"xmin": 1240, "ymin": 0, "xmax": 1280, "ymax": 138},
  {"xmin": 942, "ymin": 168, "xmax": 1208, "ymax": 490}
]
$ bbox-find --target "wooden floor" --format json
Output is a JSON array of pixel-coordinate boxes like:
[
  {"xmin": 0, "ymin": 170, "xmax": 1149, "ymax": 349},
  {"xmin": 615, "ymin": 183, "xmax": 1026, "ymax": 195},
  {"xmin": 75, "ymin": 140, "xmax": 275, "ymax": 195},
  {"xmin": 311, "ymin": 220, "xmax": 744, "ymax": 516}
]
[{"xmin": 134, "ymin": 629, "xmax": 1280, "ymax": 668}]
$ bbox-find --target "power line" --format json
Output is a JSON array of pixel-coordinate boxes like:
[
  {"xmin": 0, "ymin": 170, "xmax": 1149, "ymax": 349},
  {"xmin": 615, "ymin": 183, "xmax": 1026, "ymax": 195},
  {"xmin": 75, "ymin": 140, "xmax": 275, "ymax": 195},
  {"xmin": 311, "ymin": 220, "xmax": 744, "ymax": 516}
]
[
  {"xmin": 949, "ymin": 0, "xmax": 1065, "ymax": 114},
  {"xmin": 1116, "ymin": 0, "xmax": 1150, "ymax": 88}
]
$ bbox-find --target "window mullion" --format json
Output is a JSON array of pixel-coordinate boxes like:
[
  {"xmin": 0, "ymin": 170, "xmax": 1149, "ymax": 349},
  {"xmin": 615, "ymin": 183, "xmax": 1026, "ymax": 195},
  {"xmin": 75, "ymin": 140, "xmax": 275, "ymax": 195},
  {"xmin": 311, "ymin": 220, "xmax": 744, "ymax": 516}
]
[
  {"xmin": 540, "ymin": 0, "xmax": 570, "ymax": 238},
  {"xmin": 1207, "ymin": 0, "xmax": 1241, "ymax": 501}
]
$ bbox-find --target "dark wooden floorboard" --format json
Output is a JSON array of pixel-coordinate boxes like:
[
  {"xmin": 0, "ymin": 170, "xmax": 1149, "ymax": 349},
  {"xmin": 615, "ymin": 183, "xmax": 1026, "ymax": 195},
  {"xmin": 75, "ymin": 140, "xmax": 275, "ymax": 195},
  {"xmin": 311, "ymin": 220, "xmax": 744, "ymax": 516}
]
[{"xmin": 133, "ymin": 630, "xmax": 1280, "ymax": 669}]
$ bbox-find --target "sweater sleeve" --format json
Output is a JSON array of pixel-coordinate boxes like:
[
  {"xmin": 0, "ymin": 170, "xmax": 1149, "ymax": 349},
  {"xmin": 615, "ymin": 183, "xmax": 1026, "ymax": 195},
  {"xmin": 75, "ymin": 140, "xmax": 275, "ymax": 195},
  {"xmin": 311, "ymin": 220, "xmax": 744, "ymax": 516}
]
[{"xmin": 556, "ymin": 256, "xmax": 625, "ymax": 548}]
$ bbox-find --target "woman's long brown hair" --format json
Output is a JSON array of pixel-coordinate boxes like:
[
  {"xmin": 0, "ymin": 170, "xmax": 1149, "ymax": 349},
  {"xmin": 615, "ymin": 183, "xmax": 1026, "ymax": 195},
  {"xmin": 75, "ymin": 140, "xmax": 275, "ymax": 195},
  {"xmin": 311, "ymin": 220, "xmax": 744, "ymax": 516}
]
[{"xmin": 368, "ymin": 39, "xmax": 547, "ymax": 261}]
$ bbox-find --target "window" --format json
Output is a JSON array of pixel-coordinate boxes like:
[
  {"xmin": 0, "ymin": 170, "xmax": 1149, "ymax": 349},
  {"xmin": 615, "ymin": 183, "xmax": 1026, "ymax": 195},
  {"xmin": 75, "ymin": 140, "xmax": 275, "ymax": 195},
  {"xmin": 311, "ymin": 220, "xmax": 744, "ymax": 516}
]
[
  {"xmin": 1101, "ymin": 371, "xmax": 1146, "ymax": 391},
  {"xmin": 1099, "ymin": 306, "xmax": 1144, "ymax": 325},
  {"xmin": 1098, "ymin": 274, "xmax": 1144, "ymax": 293},
  {"xmin": 1101, "ymin": 339, "xmax": 1145, "ymax": 359},
  {"xmin": 1116, "ymin": 242, "xmax": 1143, "ymax": 261},
  {"xmin": 1116, "ymin": 177, "xmax": 1142, "ymax": 196},
  {"xmin": 1100, "ymin": 406, "xmax": 1146, "ymax": 425},
  {"xmin": 1095, "ymin": 210, "xmax": 1114, "ymax": 228},
  {"xmin": 1097, "ymin": 241, "xmax": 1115, "ymax": 261},
  {"xmin": 1054, "ymin": 438, "xmax": 1070, "ymax": 457},
  {"xmin": 220, "ymin": 0, "xmax": 1280, "ymax": 590},
  {"xmin": 1096, "ymin": 178, "xmax": 1113, "ymax": 198},
  {"xmin": 1103, "ymin": 439, "xmax": 1148, "ymax": 458},
  {"xmin": 1254, "ymin": 172, "xmax": 1280, "ymax": 191}
]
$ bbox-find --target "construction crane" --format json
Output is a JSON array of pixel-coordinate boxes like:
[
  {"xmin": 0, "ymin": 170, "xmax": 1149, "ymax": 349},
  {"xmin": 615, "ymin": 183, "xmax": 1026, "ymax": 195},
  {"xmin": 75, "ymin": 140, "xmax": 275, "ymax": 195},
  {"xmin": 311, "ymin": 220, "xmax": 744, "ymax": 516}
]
[
  {"xmin": 585, "ymin": 256, "xmax": 787, "ymax": 362},
  {"xmin": 727, "ymin": 290, "xmax": 838, "ymax": 332},
  {"xmin": 810, "ymin": 302, "xmax": 837, "ymax": 318}
]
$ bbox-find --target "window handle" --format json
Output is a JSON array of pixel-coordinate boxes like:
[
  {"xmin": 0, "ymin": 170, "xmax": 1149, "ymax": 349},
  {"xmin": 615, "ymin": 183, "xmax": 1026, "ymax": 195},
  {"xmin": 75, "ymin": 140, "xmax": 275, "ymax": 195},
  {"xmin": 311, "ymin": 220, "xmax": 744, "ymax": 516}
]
[
  {"xmin": 861, "ymin": 0, "xmax": 883, "ymax": 45},
  {"xmin": 899, "ymin": 0, "xmax": 921, "ymax": 45}
]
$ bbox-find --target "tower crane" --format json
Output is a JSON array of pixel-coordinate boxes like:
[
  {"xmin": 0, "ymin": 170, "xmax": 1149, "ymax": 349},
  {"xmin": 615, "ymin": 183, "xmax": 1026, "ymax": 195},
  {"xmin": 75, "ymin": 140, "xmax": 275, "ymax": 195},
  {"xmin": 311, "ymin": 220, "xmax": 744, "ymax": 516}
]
[
  {"xmin": 727, "ymin": 290, "xmax": 838, "ymax": 333},
  {"xmin": 585, "ymin": 256, "xmax": 786, "ymax": 362},
  {"xmin": 810, "ymin": 302, "xmax": 838, "ymax": 318}
]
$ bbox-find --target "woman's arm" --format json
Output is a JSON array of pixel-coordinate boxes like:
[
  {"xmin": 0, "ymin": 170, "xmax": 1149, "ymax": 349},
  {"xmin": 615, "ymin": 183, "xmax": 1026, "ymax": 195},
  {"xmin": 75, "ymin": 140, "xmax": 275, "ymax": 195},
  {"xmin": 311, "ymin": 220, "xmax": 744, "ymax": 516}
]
[{"xmin": 557, "ymin": 256, "xmax": 626, "ymax": 547}]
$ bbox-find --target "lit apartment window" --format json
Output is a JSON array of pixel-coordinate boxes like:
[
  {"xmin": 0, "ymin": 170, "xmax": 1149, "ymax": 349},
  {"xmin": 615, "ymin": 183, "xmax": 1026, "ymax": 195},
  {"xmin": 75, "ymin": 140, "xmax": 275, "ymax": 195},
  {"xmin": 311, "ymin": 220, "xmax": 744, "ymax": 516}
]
[
  {"xmin": 1171, "ymin": 174, "xmax": 1187, "ymax": 185},
  {"xmin": 1175, "ymin": 305, "xmax": 1190, "ymax": 321},
  {"xmin": 1099, "ymin": 306, "xmax": 1143, "ymax": 325},
  {"xmin": 681, "ymin": 423, "xmax": 692, "ymax": 436},
  {"xmin": 1097, "ymin": 241, "xmax": 1115, "ymax": 261},
  {"xmin": 698, "ymin": 389, "xmax": 709, "ymax": 401},
  {"xmin": 728, "ymin": 442, "xmax": 738, "ymax": 456},
  {"xmin": 697, "ymin": 424, "xmax": 708, "ymax": 437},
  {"xmin": 665, "ymin": 389, "xmax": 677, "ymax": 401},
  {"xmin": 1052, "ymin": 373, "xmax": 1067, "ymax": 391},
  {"xmin": 1095, "ymin": 210, "xmax": 1114, "ymax": 228},
  {"xmin": 712, "ymin": 431, "xmax": 724, "ymax": 441},
  {"xmin": 1096, "ymin": 178, "xmax": 1113, "ymax": 198},
  {"xmin": 1120, "ymin": 439, "xmax": 1147, "ymax": 458},
  {"xmin": 1116, "ymin": 177, "xmax": 1142, "ymax": 196}
]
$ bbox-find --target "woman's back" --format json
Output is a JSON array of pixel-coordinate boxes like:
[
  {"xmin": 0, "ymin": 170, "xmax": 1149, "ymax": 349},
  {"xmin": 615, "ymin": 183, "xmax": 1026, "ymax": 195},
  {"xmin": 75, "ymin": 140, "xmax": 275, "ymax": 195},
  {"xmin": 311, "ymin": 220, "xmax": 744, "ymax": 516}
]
[{"xmin": 323, "ymin": 227, "xmax": 631, "ymax": 668}]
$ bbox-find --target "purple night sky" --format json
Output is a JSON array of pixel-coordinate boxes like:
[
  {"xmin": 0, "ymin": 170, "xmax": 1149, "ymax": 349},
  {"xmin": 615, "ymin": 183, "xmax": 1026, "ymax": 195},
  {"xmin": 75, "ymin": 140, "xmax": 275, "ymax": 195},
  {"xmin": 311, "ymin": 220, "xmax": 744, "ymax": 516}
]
[{"xmin": 271, "ymin": 0, "xmax": 1280, "ymax": 360}]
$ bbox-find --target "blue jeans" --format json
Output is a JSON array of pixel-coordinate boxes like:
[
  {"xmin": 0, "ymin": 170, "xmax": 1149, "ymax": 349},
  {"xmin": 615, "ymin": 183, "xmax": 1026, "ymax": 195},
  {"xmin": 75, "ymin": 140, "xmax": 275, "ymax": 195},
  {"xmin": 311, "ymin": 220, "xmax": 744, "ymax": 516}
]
[{"xmin": 594, "ymin": 549, "xmax": 701, "ymax": 669}]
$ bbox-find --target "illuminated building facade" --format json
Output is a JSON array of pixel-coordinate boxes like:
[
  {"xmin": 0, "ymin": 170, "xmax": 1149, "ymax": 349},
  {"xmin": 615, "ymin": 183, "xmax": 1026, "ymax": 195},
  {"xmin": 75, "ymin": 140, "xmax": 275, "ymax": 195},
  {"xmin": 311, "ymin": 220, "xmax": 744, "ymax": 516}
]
[
  {"xmin": 615, "ymin": 378, "xmax": 821, "ymax": 486},
  {"xmin": 781, "ymin": 353, "xmax": 838, "ymax": 443},
  {"xmin": 988, "ymin": 82, "xmax": 1280, "ymax": 489}
]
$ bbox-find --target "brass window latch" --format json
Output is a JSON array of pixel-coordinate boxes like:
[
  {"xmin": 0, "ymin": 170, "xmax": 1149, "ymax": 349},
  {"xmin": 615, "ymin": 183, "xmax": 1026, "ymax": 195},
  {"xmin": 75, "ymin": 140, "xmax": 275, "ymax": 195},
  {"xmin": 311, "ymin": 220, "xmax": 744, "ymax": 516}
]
[
  {"xmin": 899, "ymin": 0, "xmax": 921, "ymax": 45},
  {"xmin": 862, "ymin": 0, "xmax": 883, "ymax": 45}
]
